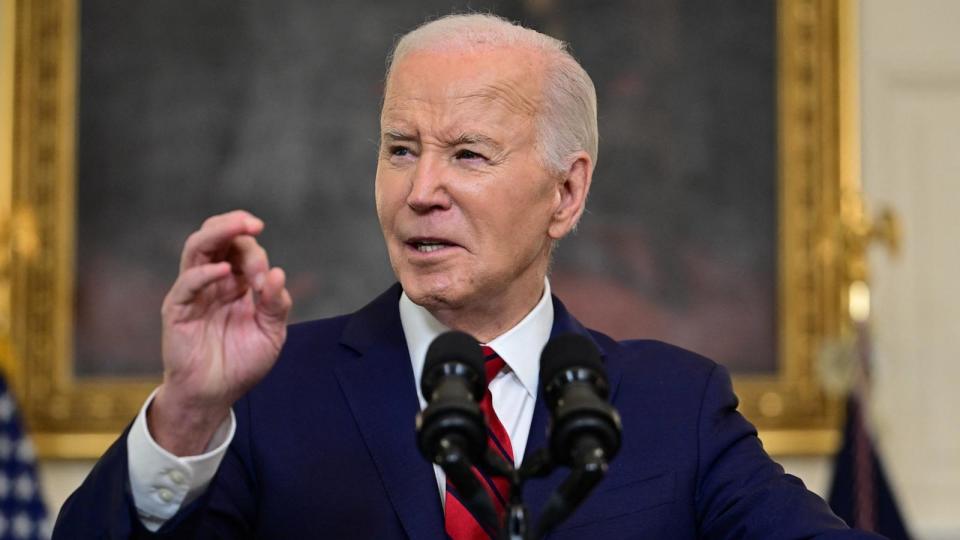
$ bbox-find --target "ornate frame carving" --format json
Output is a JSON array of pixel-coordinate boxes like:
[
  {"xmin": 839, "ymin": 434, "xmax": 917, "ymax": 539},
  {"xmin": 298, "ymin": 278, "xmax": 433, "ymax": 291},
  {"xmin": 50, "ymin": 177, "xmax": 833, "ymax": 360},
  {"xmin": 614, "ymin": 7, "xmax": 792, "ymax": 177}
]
[{"xmin": 2, "ymin": 0, "xmax": 859, "ymax": 458}]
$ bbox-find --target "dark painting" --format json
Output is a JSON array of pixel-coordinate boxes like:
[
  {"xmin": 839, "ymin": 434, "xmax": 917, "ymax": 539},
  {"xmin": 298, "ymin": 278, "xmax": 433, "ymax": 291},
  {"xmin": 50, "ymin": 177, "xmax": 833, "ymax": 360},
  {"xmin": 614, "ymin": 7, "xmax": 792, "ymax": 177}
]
[{"xmin": 75, "ymin": 0, "xmax": 776, "ymax": 377}]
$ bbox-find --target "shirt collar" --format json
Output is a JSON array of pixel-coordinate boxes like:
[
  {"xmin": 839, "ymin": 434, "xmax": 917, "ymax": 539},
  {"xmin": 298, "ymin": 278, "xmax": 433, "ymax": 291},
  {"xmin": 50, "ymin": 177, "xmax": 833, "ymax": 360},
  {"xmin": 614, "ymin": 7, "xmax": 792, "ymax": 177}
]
[{"xmin": 400, "ymin": 279, "xmax": 553, "ymax": 405}]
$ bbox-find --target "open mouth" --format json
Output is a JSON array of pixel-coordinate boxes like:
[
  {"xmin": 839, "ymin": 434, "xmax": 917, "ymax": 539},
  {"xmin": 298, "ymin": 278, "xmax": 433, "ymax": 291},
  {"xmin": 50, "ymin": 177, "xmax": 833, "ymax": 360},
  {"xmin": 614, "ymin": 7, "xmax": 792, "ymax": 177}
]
[
  {"xmin": 416, "ymin": 242, "xmax": 446, "ymax": 253},
  {"xmin": 407, "ymin": 238, "xmax": 457, "ymax": 253}
]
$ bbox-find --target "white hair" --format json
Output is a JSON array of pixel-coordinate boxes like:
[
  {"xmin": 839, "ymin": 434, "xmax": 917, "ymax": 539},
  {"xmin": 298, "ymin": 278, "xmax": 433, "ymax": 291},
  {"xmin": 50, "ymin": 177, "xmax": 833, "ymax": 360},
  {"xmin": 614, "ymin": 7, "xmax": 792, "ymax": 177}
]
[{"xmin": 385, "ymin": 13, "xmax": 599, "ymax": 174}]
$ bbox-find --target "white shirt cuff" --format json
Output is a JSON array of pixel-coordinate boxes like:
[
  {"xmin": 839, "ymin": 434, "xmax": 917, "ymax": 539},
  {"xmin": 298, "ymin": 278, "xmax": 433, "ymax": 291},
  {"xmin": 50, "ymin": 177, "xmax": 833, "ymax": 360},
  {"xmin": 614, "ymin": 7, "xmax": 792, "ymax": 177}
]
[{"xmin": 126, "ymin": 388, "xmax": 236, "ymax": 532}]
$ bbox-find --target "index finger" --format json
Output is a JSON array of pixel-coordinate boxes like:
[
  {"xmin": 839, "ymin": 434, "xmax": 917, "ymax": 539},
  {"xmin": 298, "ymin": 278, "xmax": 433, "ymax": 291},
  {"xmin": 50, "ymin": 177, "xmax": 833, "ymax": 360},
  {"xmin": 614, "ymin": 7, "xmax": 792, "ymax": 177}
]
[{"xmin": 180, "ymin": 210, "xmax": 265, "ymax": 272}]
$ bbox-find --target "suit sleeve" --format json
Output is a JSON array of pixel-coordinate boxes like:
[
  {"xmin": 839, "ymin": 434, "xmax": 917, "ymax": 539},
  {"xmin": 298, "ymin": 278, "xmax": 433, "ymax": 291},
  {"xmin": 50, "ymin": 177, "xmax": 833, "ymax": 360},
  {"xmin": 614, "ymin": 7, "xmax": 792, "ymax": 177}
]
[
  {"xmin": 693, "ymin": 364, "xmax": 884, "ymax": 540},
  {"xmin": 52, "ymin": 424, "xmax": 150, "ymax": 539},
  {"xmin": 53, "ymin": 396, "xmax": 260, "ymax": 539}
]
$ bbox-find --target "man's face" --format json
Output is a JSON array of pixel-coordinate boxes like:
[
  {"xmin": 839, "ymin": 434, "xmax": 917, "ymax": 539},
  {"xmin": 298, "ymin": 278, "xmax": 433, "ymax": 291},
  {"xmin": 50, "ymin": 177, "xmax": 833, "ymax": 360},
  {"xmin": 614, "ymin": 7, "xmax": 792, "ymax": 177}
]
[{"xmin": 375, "ymin": 46, "xmax": 564, "ymax": 320}]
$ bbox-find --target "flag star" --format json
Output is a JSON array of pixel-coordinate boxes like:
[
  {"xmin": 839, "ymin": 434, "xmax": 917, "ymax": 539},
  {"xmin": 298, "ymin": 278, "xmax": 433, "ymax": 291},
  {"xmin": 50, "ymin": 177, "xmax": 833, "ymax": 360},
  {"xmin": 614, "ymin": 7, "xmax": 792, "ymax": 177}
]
[
  {"xmin": 0, "ymin": 514, "xmax": 6, "ymax": 536},
  {"xmin": 12, "ymin": 511, "xmax": 32, "ymax": 539},
  {"xmin": 0, "ymin": 473, "xmax": 9, "ymax": 498},
  {"xmin": 13, "ymin": 473, "xmax": 34, "ymax": 501},
  {"xmin": 15, "ymin": 439, "xmax": 35, "ymax": 462}
]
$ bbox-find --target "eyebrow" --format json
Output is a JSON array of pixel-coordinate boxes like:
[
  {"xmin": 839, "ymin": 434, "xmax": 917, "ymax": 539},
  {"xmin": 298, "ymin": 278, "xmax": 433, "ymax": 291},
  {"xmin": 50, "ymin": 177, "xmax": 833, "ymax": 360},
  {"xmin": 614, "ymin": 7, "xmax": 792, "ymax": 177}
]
[
  {"xmin": 382, "ymin": 129, "xmax": 415, "ymax": 142},
  {"xmin": 449, "ymin": 132, "xmax": 501, "ymax": 150},
  {"xmin": 381, "ymin": 129, "xmax": 503, "ymax": 152}
]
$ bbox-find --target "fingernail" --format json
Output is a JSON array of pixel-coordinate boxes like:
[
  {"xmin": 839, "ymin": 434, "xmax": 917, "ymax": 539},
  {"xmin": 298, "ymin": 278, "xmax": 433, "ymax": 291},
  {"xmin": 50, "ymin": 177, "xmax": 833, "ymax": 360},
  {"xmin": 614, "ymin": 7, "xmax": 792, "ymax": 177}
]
[
  {"xmin": 254, "ymin": 273, "xmax": 266, "ymax": 290},
  {"xmin": 245, "ymin": 218, "xmax": 263, "ymax": 230}
]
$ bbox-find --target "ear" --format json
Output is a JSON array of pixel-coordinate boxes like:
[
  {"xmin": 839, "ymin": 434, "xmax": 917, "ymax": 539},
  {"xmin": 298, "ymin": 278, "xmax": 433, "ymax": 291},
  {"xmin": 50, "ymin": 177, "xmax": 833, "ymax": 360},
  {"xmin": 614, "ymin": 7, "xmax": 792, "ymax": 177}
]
[{"xmin": 547, "ymin": 151, "xmax": 593, "ymax": 240}]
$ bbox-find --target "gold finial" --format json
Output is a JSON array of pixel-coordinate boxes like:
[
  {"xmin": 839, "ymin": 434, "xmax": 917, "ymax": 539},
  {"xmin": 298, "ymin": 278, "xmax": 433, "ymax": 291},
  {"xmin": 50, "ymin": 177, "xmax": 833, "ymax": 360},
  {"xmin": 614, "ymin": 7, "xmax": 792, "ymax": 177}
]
[
  {"xmin": 869, "ymin": 206, "xmax": 901, "ymax": 258},
  {"xmin": 842, "ymin": 196, "xmax": 901, "ymax": 284}
]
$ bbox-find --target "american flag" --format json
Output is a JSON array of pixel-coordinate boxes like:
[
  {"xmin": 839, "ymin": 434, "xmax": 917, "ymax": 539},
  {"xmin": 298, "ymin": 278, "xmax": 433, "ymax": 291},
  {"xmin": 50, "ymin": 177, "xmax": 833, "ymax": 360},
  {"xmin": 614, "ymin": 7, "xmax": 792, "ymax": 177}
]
[{"xmin": 0, "ymin": 376, "xmax": 49, "ymax": 539}]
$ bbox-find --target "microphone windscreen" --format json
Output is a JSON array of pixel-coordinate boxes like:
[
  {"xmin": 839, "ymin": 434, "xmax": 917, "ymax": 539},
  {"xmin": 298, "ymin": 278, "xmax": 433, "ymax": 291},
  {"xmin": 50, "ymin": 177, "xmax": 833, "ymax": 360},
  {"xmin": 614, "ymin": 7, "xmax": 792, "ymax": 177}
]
[
  {"xmin": 539, "ymin": 333, "xmax": 604, "ymax": 391},
  {"xmin": 424, "ymin": 331, "xmax": 485, "ymax": 373},
  {"xmin": 422, "ymin": 331, "xmax": 485, "ymax": 399}
]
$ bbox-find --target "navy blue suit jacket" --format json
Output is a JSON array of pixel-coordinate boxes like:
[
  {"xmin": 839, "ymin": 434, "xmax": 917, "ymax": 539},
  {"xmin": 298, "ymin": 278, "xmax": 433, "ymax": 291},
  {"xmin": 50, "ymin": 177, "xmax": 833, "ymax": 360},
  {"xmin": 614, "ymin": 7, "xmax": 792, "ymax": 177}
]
[{"xmin": 55, "ymin": 284, "xmax": 879, "ymax": 539}]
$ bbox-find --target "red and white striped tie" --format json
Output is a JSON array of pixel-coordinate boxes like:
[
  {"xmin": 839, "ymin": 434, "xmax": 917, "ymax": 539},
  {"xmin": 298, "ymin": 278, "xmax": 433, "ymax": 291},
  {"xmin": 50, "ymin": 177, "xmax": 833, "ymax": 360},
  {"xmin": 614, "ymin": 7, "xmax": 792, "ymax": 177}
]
[{"xmin": 444, "ymin": 345, "xmax": 514, "ymax": 540}]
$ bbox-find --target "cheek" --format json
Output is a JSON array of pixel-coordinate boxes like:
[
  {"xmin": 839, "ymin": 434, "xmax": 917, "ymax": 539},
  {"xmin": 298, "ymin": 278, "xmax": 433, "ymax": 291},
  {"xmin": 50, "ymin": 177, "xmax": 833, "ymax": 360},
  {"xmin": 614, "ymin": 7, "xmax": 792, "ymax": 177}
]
[
  {"xmin": 502, "ymin": 174, "xmax": 557, "ymax": 228},
  {"xmin": 497, "ymin": 184, "xmax": 557, "ymax": 253},
  {"xmin": 374, "ymin": 171, "xmax": 397, "ymax": 230}
]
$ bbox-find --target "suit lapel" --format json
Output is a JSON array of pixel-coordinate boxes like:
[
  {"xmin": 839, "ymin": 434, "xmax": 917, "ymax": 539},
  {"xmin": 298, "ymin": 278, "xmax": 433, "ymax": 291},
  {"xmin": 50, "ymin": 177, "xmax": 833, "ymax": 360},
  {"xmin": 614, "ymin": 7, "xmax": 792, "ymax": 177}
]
[
  {"xmin": 522, "ymin": 295, "xmax": 623, "ymax": 524},
  {"xmin": 329, "ymin": 287, "xmax": 622, "ymax": 538},
  {"xmin": 332, "ymin": 285, "xmax": 445, "ymax": 540}
]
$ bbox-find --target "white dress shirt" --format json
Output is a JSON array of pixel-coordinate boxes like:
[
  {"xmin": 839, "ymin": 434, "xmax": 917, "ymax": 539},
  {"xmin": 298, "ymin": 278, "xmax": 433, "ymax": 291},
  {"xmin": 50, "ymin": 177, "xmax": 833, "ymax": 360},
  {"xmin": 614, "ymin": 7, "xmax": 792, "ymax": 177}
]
[
  {"xmin": 127, "ymin": 279, "xmax": 554, "ymax": 531},
  {"xmin": 399, "ymin": 279, "xmax": 553, "ymax": 505}
]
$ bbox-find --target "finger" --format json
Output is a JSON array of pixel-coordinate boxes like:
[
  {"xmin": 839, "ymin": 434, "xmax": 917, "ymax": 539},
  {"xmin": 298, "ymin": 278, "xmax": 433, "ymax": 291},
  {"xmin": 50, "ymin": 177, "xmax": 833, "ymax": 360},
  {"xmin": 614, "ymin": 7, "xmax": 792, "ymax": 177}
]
[
  {"xmin": 228, "ymin": 236, "xmax": 270, "ymax": 291},
  {"xmin": 165, "ymin": 262, "xmax": 232, "ymax": 307},
  {"xmin": 181, "ymin": 210, "xmax": 264, "ymax": 272},
  {"xmin": 201, "ymin": 209, "xmax": 263, "ymax": 233},
  {"xmin": 256, "ymin": 267, "xmax": 292, "ymax": 322}
]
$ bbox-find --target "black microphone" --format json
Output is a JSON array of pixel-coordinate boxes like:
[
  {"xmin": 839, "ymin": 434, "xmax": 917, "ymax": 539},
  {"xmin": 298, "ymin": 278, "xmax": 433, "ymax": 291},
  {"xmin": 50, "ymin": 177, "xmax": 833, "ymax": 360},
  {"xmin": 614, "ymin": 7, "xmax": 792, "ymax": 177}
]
[
  {"xmin": 416, "ymin": 330, "xmax": 487, "ymax": 463},
  {"xmin": 540, "ymin": 333, "xmax": 621, "ymax": 469},
  {"xmin": 415, "ymin": 331, "xmax": 498, "ymax": 532},
  {"xmin": 535, "ymin": 333, "xmax": 622, "ymax": 537}
]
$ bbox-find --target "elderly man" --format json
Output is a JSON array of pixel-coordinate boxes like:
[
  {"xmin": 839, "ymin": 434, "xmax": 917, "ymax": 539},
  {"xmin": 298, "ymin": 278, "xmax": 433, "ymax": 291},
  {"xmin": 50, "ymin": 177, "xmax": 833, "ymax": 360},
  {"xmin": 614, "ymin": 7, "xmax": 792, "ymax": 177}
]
[{"xmin": 55, "ymin": 14, "xmax": 878, "ymax": 539}]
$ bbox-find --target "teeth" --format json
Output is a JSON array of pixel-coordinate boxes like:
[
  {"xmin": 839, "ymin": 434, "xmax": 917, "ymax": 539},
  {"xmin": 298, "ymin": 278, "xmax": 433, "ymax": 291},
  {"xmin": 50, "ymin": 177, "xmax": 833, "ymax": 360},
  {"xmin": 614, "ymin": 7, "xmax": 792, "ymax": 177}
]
[{"xmin": 416, "ymin": 242, "xmax": 447, "ymax": 253}]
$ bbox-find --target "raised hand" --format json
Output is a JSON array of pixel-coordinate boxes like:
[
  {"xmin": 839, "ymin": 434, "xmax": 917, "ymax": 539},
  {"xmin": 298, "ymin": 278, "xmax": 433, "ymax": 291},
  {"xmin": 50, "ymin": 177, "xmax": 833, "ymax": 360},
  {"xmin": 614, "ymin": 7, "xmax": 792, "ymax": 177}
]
[{"xmin": 149, "ymin": 210, "xmax": 292, "ymax": 456}]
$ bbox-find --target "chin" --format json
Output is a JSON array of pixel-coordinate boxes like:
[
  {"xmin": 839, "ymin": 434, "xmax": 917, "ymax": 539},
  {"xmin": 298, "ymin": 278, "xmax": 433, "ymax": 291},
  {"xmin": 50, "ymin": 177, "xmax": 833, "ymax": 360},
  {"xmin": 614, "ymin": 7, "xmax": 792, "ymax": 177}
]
[{"xmin": 399, "ymin": 273, "xmax": 467, "ymax": 311}]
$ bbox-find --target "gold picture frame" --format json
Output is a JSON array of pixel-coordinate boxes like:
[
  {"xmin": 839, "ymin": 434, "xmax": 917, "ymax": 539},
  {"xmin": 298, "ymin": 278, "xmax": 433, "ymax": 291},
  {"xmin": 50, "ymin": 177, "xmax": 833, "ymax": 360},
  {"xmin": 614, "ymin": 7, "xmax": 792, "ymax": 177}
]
[{"xmin": 1, "ymin": 0, "xmax": 862, "ymax": 458}]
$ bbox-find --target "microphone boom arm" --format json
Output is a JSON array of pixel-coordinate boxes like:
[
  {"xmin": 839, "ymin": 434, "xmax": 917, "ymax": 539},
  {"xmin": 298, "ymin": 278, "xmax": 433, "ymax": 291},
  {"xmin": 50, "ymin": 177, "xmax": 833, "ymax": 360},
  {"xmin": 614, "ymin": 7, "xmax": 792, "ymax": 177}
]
[
  {"xmin": 437, "ymin": 433, "xmax": 501, "ymax": 535},
  {"xmin": 532, "ymin": 435, "xmax": 609, "ymax": 538}
]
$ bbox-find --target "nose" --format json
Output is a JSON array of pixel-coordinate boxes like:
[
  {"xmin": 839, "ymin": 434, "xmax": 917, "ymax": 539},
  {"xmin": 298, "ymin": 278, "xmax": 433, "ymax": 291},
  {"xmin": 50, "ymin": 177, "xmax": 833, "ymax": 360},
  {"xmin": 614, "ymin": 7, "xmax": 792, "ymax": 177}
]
[{"xmin": 406, "ymin": 153, "xmax": 452, "ymax": 213}]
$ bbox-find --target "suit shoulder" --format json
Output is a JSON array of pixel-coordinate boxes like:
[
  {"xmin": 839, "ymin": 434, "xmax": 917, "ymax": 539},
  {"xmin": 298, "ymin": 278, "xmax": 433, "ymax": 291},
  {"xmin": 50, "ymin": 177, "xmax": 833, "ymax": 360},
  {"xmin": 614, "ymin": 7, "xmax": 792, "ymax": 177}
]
[
  {"xmin": 264, "ymin": 315, "xmax": 355, "ymax": 377},
  {"xmin": 285, "ymin": 315, "xmax": 352, "ymax": 348},
  {"xmin": 591, "ymin": 331, "xmax": 719, "ymax": 382}
]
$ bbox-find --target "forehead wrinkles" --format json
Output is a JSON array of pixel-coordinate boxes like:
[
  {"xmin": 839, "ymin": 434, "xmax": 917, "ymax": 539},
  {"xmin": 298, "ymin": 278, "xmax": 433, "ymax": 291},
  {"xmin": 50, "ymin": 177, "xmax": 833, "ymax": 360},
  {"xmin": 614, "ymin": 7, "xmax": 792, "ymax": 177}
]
[
  {"xmin": 459, "ymin": 80, "xmax": 541, "ymax": 118},
  {"xmin": 383, "ymin": 78, "xmax": 539, "ymax": 118}
]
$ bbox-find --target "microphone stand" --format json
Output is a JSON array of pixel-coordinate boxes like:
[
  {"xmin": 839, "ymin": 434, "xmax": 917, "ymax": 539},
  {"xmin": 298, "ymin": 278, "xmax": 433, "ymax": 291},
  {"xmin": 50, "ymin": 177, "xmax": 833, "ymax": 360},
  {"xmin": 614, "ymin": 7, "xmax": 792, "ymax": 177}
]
[
  {"xmin": 530, "ymin": 436, "xmax": 608, "ymax": 538},
  {"xmin": 480, "ymin": 450, "xmax": 528, "ymax": 540},
  {"xmin": 480, "ymin": 448, "xmax": 545, "ymax": 540},
  {"xmin": 477, "ymin": 441, "xmax": 608, "ymax": 540},
  {"xmin": 437, "ymin": 434, "xmax": 500, "ymax": 535}
]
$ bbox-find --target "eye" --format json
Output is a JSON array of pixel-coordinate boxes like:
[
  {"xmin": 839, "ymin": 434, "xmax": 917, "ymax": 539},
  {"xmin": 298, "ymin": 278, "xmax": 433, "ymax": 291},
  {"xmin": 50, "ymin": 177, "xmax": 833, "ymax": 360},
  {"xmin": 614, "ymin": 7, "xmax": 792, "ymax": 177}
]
[
  {"xmin": 389, "ymin": 145, "xmax": 412, "ymax": 157},
  {"xmin": 455, "ymin": 149, "xmax": 485, "ymax": 161}
]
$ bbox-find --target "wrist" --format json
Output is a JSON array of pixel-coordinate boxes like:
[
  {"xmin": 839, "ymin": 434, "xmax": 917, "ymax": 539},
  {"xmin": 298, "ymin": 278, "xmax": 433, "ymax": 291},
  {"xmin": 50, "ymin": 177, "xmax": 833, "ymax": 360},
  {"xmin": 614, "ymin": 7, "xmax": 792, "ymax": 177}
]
[{"xmin": 148, "ymin": 385, "xmax": 232, "ymax": 457}]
